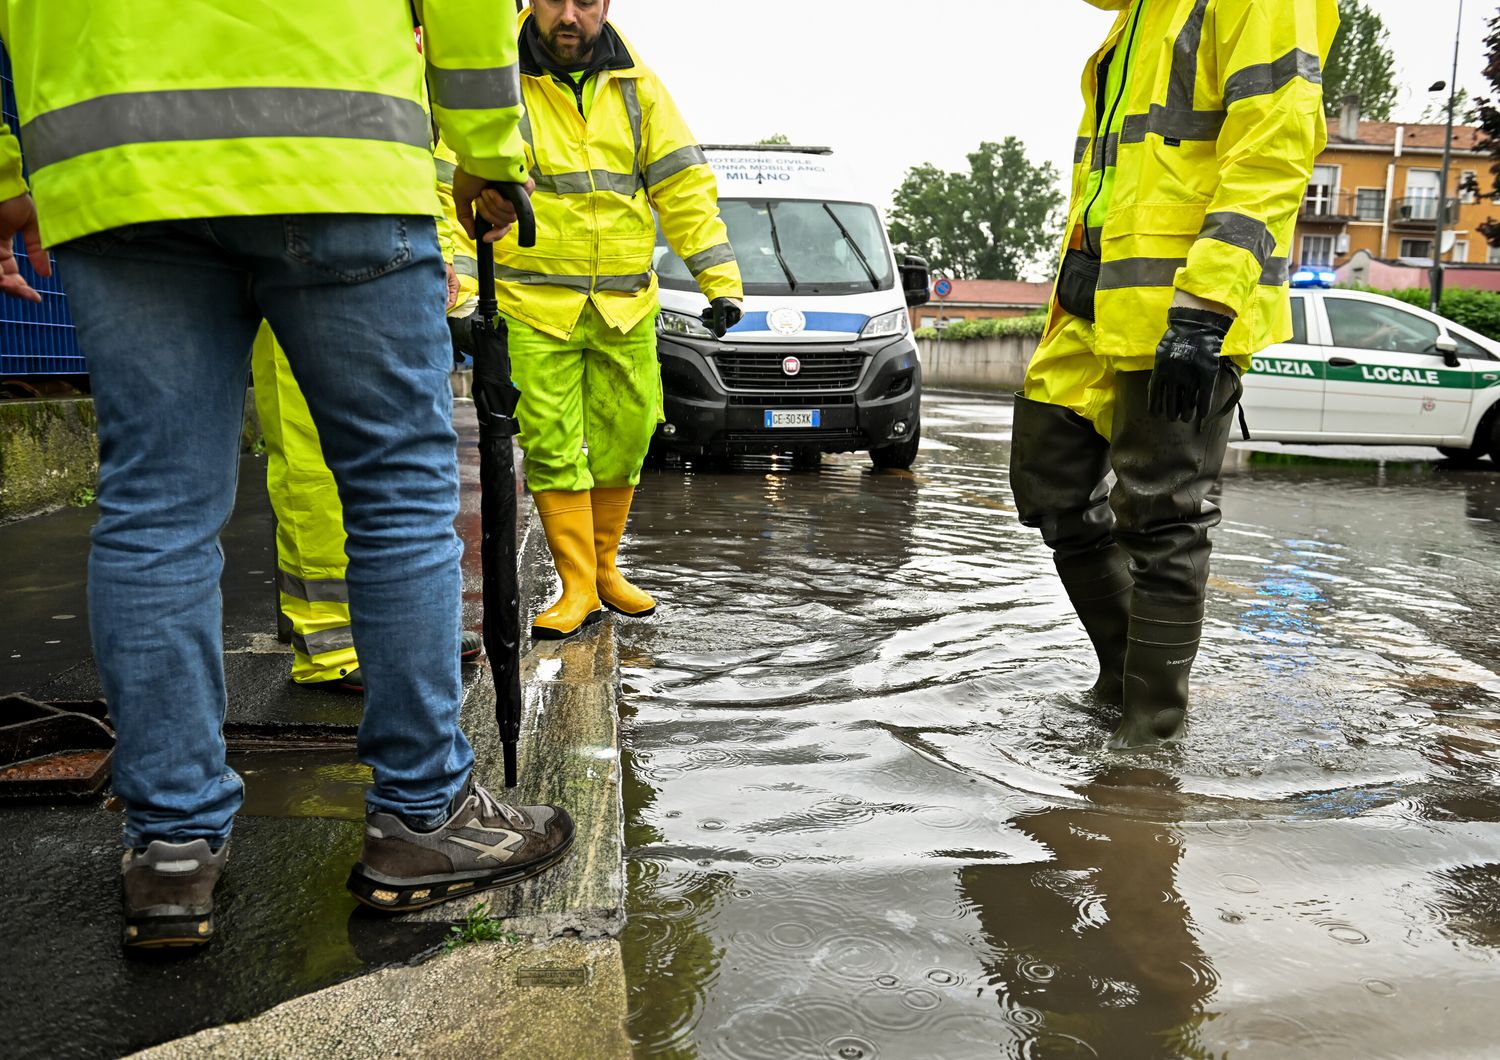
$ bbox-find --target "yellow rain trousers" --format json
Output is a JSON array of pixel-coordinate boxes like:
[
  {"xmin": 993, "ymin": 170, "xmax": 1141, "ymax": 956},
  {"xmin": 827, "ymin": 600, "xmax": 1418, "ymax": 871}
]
[
  {"xmin": 1027, "ymin": 0, "xmax": 1338, "ymax": 438},
  {"xmin": 252, "ymin": 328, "xmax": 359, "ymax": 684},
  {"xmin": 506, "ymin": 304, "xmax": 662, "ymax": 493}
]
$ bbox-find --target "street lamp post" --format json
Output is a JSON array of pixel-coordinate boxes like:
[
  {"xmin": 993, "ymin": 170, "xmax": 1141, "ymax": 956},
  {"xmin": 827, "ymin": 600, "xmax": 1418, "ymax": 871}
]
[{"xmin": 1431, "ymin": 0, "xmax": 1466, "ymax": 314}]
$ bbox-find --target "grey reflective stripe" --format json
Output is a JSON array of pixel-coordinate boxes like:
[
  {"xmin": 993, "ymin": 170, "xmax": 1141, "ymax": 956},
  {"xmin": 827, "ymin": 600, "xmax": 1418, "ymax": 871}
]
[
  {"xmin": 1224, "ymin": 49, "xmax": 1323, "ymax": 106},
  {"xmin": 427, "ymin": 63, "xmax": 522, "ymax": 111},
  {"xmin": 520, "ymin": 109, "xmax": 535, "ymax": 149},
  {"xmin": 1259, "ymin": 257, "xmax": 1290, "ymax": 286},
  {"xmin": 1199, "ymin": 211, "xmax": 1276, "ymax": 266},
  {"xmin": 494, "ymin": 264, "xmax": 652, "ymax": 293},
  {"xmin": 1098, "ymin": 254, "xmax": 1290, "ymax": 290},
  {"xmin": 1120, "ymin": 105, "xmax": 1225, "ymax": 144},
  {"xmin": 1098, "ymin": 257, "xmax": 1185, "ymax": 290},
  {"xmin": 533, "ymin": 169, "xmax": 638, "ymax": 196},
  {"xmin": 1091, "ymin": 132, "xmax": 1120, "ymax": 173},
  {"xmin": 290, "ymin": 626, "xmax": 356, "ymax": 659},
  {"xmin": 645, "ymin": 145, "xmax": 708, "ymax": 188},
  {"xmin": 1169, "ymin": 0, "xmax": 1211, "ymax": 110},
  {"xmin": 453, "ymin": 255, "xmax": 479, "ymax": 279},
  {"xmin": 619, "ymin": 79, "xmax": 644, "ymax": 180},
  {"xmin": 533, "ymin": 171, "xmax": 594, "ymax": 195},
  {"xmin": 278, "ymin": 569, "xmax": 349, "ymax": 605},
  {"xmin": 685, "ymin": 243, "xmax": 736, "ymax": 276},
  {"xmin": 1074, "ymin": 137, "xmax": 1090, "ymax": 165},
  {"xmin": 22, "ymin": 87, "xmax": 431, "ymax": 171},
  {"xmin": 434, "ymin": 157, "xmax": 456, "ymax": 184},
  {"xmin": 1085, "ymin": 227, "xmax": 1104, "ymax": 249}
]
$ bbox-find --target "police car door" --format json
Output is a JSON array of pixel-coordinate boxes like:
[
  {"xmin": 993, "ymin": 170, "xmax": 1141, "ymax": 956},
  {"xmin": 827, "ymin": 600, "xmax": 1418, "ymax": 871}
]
[
  {"xmin": 1319, "ymin": 294, "xmax": 1473, "ymax": 441},
  {"xmin": 1242, "ymin": 292, "xmax": 1326, "ymax": 438}
]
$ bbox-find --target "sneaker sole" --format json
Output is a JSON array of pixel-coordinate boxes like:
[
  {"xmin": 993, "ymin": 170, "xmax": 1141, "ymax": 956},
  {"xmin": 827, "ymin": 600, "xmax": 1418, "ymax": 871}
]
[
  {"xmin": 345, "ymin": 831, "xmax": 576, "ymax": 914},
  {"xmin": 123, "ymin": 915, "xmax": 214, "ymax": 951}
]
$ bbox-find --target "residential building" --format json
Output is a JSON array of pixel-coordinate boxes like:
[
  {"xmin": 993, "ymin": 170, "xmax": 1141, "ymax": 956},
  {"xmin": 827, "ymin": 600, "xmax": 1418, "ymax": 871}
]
[
  {"xmin": 911, "ymin": 279, "xmax": 1051, "ymax": 330},
  {"xmin": 1294, "ymin": 99, "xmax": 1496, "ymax": 273}
]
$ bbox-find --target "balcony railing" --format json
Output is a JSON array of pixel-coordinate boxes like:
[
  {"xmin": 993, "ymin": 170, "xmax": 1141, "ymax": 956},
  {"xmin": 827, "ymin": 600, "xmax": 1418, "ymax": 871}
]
[
  {"xmin": 1300, "ymin": 190, "xmax": 1359, "ymax": 222},
  {"xmin": 1392, "ymin": 196, "xmax": 1459, "ymax": 226}
]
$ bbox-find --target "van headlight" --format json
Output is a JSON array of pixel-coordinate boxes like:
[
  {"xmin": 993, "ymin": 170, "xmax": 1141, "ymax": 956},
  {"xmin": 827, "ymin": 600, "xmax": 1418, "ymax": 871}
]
[
  {"xmin": 658, "ymin": 310, "xmax": 715, "ymax": 339},
  {"xmin": 860, "ymin": 309, "xmax": 910, "ymax": 340}
]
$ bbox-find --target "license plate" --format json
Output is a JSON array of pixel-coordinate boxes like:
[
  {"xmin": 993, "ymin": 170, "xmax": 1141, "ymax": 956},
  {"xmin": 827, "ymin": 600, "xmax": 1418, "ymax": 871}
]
[{"xmin": 765, "ymin": 410, "xmax": 821, "ymax": 429}]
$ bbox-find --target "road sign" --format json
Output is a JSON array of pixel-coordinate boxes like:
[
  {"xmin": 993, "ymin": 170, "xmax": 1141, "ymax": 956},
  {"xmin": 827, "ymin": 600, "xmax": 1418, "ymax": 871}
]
[{"xmin": 933, "ymin": 277, "xmax": 953, "ymax": 299}]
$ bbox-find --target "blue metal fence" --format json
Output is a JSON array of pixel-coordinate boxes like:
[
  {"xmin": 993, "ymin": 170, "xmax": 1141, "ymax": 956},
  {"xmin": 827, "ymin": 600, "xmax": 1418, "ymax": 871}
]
[{"xmin": 0, "ymin": 48, "xmax": 86, "ymax": 377}]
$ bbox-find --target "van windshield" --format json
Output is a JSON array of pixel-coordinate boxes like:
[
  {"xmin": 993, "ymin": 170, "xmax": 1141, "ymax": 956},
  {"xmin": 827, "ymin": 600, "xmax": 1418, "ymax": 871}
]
[{"xmin": 655, "ymin": 199, "xmax": 895, "ymax": 296}]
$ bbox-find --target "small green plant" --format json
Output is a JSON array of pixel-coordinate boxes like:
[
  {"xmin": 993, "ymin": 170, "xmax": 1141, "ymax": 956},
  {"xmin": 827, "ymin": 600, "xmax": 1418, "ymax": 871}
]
[
  {"xmin": 69, "ymin": 485, "xmax": 96, "ymax": 507},
  {"xmin": 915, "ymin": 313, "xmax": 1047, "ymax": 342},
  {"xmin": 445, "ymin": 902, "xmax": 519, "ymax": 951}
]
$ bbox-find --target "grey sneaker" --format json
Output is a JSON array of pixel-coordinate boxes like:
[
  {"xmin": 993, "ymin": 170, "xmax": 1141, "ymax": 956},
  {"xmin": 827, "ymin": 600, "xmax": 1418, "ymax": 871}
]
[
  {"xmin": 121, "ymin": 838, "xmax": 228, "ymax": 951},
  {"xmin": 346, "ymin": 782, "xmax": 574, "ymax": 913}
]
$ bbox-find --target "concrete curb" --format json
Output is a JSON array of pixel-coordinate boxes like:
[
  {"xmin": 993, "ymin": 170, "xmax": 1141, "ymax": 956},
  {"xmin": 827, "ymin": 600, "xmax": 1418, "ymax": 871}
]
[{"xmin": 134, "ymin": 502, "xmax": 631, "ymax": 1058}]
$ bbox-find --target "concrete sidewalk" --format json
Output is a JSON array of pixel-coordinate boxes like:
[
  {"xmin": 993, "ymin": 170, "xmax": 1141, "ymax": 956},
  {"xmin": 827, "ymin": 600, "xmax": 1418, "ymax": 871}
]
[{"xmin": 1, "ymin": 401, "xmax": 629, "ymax": 1059}]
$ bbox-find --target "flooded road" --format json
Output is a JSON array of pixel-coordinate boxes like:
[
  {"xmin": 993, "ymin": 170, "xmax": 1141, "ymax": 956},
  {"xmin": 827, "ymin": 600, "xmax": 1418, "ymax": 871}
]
[{"xmin": 617, "ymin": 392, "xmax": 1500, "ymax": 1059}]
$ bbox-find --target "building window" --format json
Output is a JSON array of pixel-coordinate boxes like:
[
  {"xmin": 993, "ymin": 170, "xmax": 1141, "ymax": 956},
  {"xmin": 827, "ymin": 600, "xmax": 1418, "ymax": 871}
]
[
  {"xmin": 1301, "ymin": 235, "xmax": 1335, "ymax": 267},
  {"xmin": 1451, "ymin": 239, "xmax": 1470, "ymax": 263},
  {"xmin": 1304, "ymin": 164, "xmax": 1340, "ymax": 217},
  {"xmin": 1355, "ymin": 188, "xmax": 1386, "ymax": 221},
  {"xmin": 1400, "ymin": 238, "xmax": 1433, "ymax": 259},
  {"xmin": 1488, "ymin": 244, "xmax": 1500, "ymax": 265}
]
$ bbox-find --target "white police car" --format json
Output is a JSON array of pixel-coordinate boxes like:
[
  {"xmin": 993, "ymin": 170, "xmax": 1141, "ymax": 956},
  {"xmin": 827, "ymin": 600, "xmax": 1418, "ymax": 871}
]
[{"xmin": 1242, "ymin": 280, "xmax": 1500, "ymax": 463}]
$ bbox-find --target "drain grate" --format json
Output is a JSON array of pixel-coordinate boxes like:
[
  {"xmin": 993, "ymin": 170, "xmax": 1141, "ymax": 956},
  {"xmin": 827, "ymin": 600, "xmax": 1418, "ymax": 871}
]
[{"xmin": 0, "ymin": 694, "xmax": 114, "ymax": 800}]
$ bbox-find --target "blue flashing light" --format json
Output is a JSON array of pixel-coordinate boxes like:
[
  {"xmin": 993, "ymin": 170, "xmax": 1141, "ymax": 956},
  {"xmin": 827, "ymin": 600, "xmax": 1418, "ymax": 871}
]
[{"xmin": 1290, "ymin": 267, "xmax": 1336, "ymax": 289}]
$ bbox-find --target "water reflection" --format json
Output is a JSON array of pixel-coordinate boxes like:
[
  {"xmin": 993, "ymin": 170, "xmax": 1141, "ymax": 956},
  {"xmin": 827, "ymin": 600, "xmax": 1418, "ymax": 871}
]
[
  {"xmin": 963, "ymin": 769, "xmax": 1213, "ymax": 1059},
  {"xmin": 621, "ymin": 398, "xmax": 1500, "ymax": 1057}
]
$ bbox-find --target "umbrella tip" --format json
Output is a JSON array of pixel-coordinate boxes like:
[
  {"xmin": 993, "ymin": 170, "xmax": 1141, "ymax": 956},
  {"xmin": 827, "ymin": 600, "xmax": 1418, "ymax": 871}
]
[{"xmin": 504, "ymin": 741, "xmax": 519, "ymax": 789}]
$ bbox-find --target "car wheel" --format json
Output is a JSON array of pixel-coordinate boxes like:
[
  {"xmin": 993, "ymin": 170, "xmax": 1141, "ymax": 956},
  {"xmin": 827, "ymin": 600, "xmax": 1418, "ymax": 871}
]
[
  {"xmin": 1437, "ymin": 443, "xmax": 1486, "ymax": 466},
  {"xmin": 1487, "ymin": 414, "xmax": 1500, "ymax": 464},
  {"xmin": 870, "ymin": 419, "xmax": 921, "ymax": 471}
]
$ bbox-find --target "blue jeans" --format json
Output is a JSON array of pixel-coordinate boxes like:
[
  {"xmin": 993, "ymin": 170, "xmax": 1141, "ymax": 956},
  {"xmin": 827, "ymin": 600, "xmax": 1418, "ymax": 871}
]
[{"xmin": 57, "ymin": 215, "xmax": 474, "ymax": 846}]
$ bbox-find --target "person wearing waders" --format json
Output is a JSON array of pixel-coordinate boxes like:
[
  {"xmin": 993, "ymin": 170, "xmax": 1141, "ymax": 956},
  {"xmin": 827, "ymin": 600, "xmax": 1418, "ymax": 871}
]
[
  {"xmin": 503, "ymin": 0, "xmax": 744, "ymax": 639},
  {"xmin": 1008, "ymin": 0, "xmax": 1338, "ymax": 748},
  {"xmin": 0, "ymin": 0, "xmax": 575, "ymax": 950}
]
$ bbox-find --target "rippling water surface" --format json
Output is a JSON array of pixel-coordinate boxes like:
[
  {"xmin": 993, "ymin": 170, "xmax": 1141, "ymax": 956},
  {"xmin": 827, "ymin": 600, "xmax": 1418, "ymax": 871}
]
[{"xmin": 618, "ymin": 393, "xmax": 1500, "ymax": 1059}]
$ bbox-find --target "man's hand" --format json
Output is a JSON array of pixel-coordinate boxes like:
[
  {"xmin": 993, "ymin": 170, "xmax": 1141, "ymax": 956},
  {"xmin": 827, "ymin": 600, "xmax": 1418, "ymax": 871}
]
[
  {"xmin": 453, "ymin": 169, "xmax": 535, "ymax": 244},
  {"xmin": 700, "ymin": 297, "xmax": 743, "ymax": 339},
  {"xmin": 0, "ymin": 194, "xmax": 49, "ymax": 303},
  {"xmin": 1149, "ymin": 307, "xmax": 1233, "ymax": 424},
  {"xmin": 445, "ymin": 263, "xmax": 461, "ymax": 310}
]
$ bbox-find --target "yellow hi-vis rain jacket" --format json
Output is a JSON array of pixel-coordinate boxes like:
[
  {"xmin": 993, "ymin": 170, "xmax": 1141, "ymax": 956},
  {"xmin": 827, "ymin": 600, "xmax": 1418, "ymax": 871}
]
[
  {"xmin": 1063, "ymin": 0, "xmax": 1338, "ymax": 363},
  {"xmin": 0, "ymin": 1, "xmax": 526, "ymax": 248},
  {"xmin": 499, "ymin": 13, "xmax": 742, "ymax": 341}
]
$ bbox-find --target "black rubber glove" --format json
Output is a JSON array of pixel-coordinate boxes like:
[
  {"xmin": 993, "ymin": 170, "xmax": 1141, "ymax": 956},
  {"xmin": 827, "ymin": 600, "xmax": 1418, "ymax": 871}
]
[
  {"xmin": 700, "ymin": 297, "xmax": 742, "ymax": 338},
  {"xmin": 1149, "ymin": 307, "xmax": 1233, "ymax": 424}
]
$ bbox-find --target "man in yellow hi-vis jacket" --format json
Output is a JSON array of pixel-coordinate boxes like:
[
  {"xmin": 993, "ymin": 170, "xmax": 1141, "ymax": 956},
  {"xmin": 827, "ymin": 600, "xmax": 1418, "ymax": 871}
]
[
  {"xmin": 500, "ymin": 0, "xmax": 743, "ymax": 640},
  {"xmin": 1009, "ymin": 0, "xmax": 1338, "ymax": 748}
]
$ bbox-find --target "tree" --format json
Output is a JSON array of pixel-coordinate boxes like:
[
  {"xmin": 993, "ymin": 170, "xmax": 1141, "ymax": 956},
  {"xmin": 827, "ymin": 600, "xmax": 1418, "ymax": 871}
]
[
  {"xmin": 1471, "ymin": 10, "xmax": 1500, "ymax": 245},
  {"xmin": 888, "ymin": 138, "xmax": 1063, "ymax": 281},
  {"xmin": 1323, "ymin": 0, "xmax": 1398, "ymax": 122},
  {"xmin": 756, "ymin": 133, "xmax": 791, "ymax": 145}
]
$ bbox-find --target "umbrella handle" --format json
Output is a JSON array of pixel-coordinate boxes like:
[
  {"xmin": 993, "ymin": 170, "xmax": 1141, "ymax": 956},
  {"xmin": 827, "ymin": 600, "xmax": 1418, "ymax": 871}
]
[{"xmin": 475, "ymin": 182, "xmax": 534, "ymax": 320}]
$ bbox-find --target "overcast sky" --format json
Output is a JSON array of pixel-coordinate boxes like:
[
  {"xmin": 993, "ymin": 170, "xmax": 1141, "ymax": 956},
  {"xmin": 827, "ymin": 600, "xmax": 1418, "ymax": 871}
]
[{"xmin": 619, "ymin": 0, "xmax": 1492, "ymax": 209}]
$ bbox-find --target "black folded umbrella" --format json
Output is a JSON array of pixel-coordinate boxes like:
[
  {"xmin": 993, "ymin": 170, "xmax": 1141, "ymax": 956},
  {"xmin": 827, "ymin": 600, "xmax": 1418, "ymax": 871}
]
[{"xmin": 471, "ymin": 184, "xmax": 535, "ymax": 787}]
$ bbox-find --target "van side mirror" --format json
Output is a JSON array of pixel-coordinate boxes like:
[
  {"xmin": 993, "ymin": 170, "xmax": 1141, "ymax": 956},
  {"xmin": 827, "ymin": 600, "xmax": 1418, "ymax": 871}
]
[
  {"xmin": 901, "ymin": 255, "xmax": 931, "ymax": 308},
  {"xmin": 1434, "ymin": 334, "xmax": 1461, "ymax": 368}
]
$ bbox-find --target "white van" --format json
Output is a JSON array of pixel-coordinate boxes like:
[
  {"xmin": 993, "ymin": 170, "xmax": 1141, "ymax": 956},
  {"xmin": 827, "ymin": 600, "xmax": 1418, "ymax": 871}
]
[
  {"xmin": 1242, "ymin": 287, "xmax": 1500, "ymax": 463},
  {"xmin": 650, "ymin": 145, "xmax": 932, "ymax": 469}
]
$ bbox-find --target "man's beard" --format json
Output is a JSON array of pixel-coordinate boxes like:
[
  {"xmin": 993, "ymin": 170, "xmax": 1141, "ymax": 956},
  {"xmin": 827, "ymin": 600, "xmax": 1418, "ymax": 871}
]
[{"xmin": 541, "ymin": 24, "xmax": 600, "ymax": 64}]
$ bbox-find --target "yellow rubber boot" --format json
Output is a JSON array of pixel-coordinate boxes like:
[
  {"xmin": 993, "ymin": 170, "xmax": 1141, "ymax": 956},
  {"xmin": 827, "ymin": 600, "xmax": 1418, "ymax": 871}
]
[
  {"xmin": 532, "ymin": 491, "xmax": 604, "ymax": 640},
  {"xmin": 592, "ymin": 487, "xmax": 657, "ymax": 617}
]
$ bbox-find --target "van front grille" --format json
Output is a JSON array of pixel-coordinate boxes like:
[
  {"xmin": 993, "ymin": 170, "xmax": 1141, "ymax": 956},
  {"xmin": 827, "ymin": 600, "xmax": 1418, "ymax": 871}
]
[{"xmin": 714, "ymin": 351, "xmax": 865, "ymax": 390}]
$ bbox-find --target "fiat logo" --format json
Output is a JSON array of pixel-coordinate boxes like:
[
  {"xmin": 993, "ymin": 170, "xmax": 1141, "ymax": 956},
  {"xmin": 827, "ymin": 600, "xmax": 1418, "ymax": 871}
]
[
  {"xmin": 768, "ymin": 308, "xmax": 806, "ymax": 336},
  {"xmin": 782, "ymin": 356, "xmax": 802, "ymax": 377}
]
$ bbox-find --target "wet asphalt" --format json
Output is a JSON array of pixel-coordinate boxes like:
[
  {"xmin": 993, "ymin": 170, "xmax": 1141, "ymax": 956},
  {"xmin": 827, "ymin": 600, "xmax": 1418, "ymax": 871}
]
[{"xmin": 617, "ymin": 390, "xmax": 1500, "ymax": 1059}]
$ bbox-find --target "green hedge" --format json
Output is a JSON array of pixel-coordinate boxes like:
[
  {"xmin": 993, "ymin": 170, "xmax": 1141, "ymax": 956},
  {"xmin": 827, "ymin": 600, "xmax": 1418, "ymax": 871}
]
[
  {"xmin": 1353, "ymin": 285, "xmax": 1500, "ymax": 341},
  {"xmin": 914, "ymin": 313, "xmax": 1046, "ymax": 342}
]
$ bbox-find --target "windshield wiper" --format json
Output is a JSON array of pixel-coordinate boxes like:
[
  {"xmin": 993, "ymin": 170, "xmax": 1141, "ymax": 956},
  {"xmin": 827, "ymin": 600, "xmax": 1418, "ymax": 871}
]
[
  {"xmin": 763, "ymin": 202, "xmax": 799, "ymax": 291},
  {"xmin": 822, "ymin": 203, "xmax": 880, "ymax": 290}
]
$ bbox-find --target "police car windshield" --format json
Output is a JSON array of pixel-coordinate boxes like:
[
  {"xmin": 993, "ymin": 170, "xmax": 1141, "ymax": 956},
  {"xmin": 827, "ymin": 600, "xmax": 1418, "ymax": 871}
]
[{"xmin": 656, "ymin": 199, "xmax": 894, "ymax": 296}]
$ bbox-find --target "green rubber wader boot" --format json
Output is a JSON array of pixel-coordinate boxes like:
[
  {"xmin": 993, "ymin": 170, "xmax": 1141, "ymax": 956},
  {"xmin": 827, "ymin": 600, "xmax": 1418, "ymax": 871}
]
[
  {"xmin": 1009, "ymin": 394, "xmax": 1132, "ymax": 704},
  {"xmin": 1106, "ymin": 367, "xmax": 1241, "ymax": 749}
]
